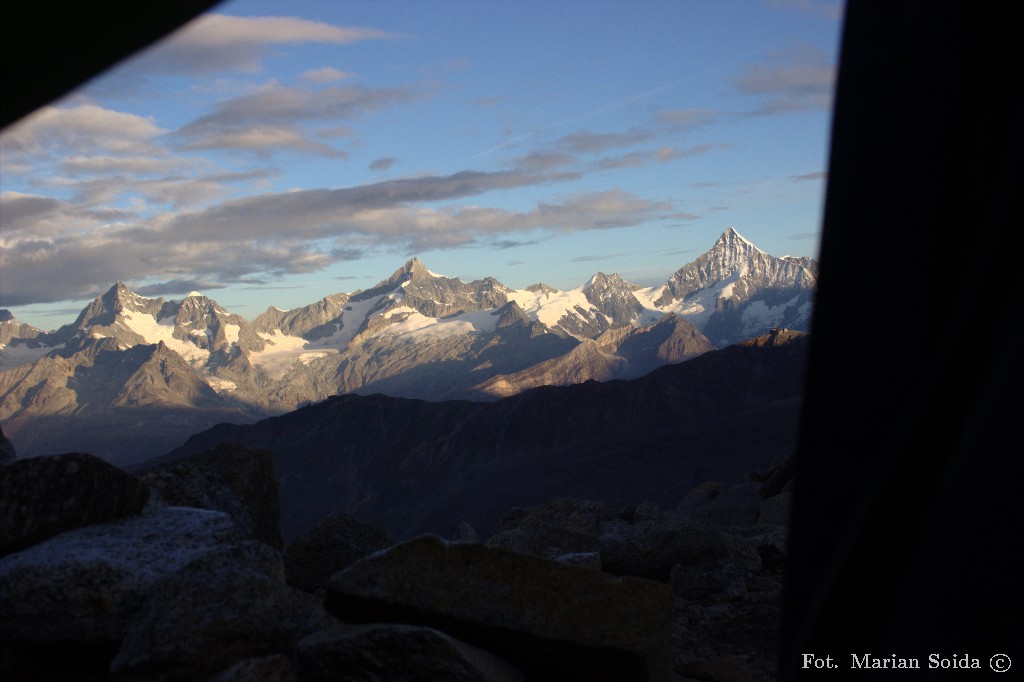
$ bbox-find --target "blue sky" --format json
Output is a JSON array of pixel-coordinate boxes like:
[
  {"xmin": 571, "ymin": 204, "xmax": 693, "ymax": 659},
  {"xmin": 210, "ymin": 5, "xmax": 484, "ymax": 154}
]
[{"xmin": 0, "ymin": 0, "xmax": 843, "ymax": 330}]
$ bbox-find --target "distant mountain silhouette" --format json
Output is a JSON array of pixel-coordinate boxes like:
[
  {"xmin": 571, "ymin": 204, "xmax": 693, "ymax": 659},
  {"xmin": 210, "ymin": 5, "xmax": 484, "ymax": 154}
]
[{"xmin": 159, "ymin": 330, "xmax": 809, "ymax": 541}]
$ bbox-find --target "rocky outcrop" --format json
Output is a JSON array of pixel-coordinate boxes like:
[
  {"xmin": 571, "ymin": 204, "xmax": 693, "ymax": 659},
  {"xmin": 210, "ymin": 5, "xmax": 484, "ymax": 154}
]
[
  {"xmin": 0, "ymin": 425, "xmax": 795, "ymax": 681},
  {"xmin": 284, "ymin": 511, "xmax": 393, "ymax": 593},
  {"xmin": 0, "ymin": 452, "xmax": 149, "ymax": 556},
  {"xmin": 325, "ymin": 535, "xmax": 674, "ymax": 681},
  {"xmin": 138, "ymin": 442, "xmax": 284, "ymax": 549}
]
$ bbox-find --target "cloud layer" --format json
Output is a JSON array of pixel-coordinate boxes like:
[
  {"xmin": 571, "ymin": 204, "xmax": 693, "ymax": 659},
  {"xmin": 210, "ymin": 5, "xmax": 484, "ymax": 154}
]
[{"xmin": 0, "ymin": 9, "xmax": 837, "ymax": 311}]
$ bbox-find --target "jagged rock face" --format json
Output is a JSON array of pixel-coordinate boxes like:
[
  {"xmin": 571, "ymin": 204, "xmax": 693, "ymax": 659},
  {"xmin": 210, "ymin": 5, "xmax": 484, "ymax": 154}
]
[
  {"xmin": 0, "ymin": 339, "xmax": 256, "ymax": 465},
  {"xmin": 652, "ymin": 227, "xmax": 817, "ymax": 345},
  {"xmin": 335, "ymin": 305, "xmax": 577, "ymax": 400},
  {"xmin": 584, "ymin": 272, "xmax": 644, "ymax": 327},
  {"xmin": 0, "ymin": 310, "xmax": 43, "ymax": 349},
  {"xmin": 471, "ymin": 313, "xmax": 714, "ymax": 398},
  {"xmin": 381, "ymin": 258, "xmax": 512, "ymax": 319},
  {"xmin": 253, "ymin": 293, "xmax": 350, "ymax": 341}
]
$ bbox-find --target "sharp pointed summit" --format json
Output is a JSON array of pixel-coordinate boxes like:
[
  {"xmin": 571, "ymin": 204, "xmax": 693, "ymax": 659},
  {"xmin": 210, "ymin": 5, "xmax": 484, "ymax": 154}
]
[{"xmin": 649, "ymin": 228, "xmax": 817, "ymax": 346}]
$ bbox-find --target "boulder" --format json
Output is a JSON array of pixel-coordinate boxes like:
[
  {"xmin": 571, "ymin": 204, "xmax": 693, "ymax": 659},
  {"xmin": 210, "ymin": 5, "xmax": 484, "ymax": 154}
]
[
  {"xmin": 0, "ymin": 507, "xmax": 252, "ymax": 645},
  {"xmin": 283, "ymin": 511, "xmax": 393, "ymax": 593},
  {"xmin": 110, "ymin": 555, "xmax": 335, "ymax": 681},
  {"xmin": 0, "ymin": 452, "xmax": 149, "ymax": 557},
  {"xmin": 325, "ymin": 535, "xmax": 673, "ymax": 681},
  {"xmin": 296, "ymin": 623, "xmax": 525, "ymax": 682},
  {"xmin": 139, "ymin": 443, "xmax": 283, "ymax": 549}
]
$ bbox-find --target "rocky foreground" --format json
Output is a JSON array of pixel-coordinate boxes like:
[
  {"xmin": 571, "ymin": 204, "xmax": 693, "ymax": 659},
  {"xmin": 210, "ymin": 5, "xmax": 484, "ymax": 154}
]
[{"xmin": 0, "ymin": 439, "xmax": 792, "ymax": 681}]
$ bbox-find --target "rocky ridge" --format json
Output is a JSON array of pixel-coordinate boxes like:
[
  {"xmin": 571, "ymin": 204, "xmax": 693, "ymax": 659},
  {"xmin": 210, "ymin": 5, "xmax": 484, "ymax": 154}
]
[{"xmin": 162, "ymin": 329, "xmax": 808, "ymax": 542}]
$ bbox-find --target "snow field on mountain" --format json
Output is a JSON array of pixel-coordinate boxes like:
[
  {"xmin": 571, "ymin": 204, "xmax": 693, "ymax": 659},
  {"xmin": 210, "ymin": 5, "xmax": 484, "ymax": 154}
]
[
  {"xmin": 739, "ymin": 297, "xmax": 811, "ymax": 331},
  {"xmin": 378, "ymin": 306, "xmax": 501, "ymax": 341},
  {"xmin": 508, "ymin": 287, "xmax": 596, "ymax": 328},
  {"xmin": 334, "ymin": 296, "xmax": 383, "ymax": 349},
  {"xmin": 0, "ymin": 342, "xmax": 59, "ymax": 369},
  {"xmin": 121, "ymin": 311, "xmax": 211, "ymax": 367},
  {"xmin": 250, "ymin": 330, "xmax": 340, "ymax": 380}
]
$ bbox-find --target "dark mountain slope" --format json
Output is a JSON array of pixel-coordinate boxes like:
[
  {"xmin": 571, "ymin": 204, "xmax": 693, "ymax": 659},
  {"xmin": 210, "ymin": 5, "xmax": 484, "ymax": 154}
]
[{"xmin": 163, "ymin": 330, "xmax": 808, "ymax": 541}]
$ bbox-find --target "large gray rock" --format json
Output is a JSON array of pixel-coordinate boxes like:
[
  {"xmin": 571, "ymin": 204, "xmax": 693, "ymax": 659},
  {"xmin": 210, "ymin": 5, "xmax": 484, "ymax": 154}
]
[
  {"xmin": 326, "ymin": 535, "xmax": 673, "ymax": 681},
  {"xmin": 0, "ymin": 507, "xmax": 251, "ymax": 645},
  {"xmin": 110, "ymin": 555, "xmax": 335, "ymax": 682},
  {"xmin": 139, "ymin": 443, "xmax": 283, "ymax": 549},
  {"xmin": 0, "ymin": 452, "xmax": 149, "ymax": 556},
  {"xmin": 296, "ymin": 623, "xmax": 525, "ymax": 682},
  {"xmin": 284, "ymin": 511, "xmax": 392, "ymax": 593}
]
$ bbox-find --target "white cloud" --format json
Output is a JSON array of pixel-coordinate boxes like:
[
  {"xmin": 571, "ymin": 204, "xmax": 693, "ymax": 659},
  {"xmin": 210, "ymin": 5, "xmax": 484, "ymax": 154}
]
[
  {"xmin": 557, "ymin": 127, "xmax": 652, "ymax": 154},
  {"xmin": 179, "ymin": 124, "xmax": 348, "ymax": 158},
  {"xmin": 172, "ymin": 82, "xmax": 423, "ymax": 156},
  {"xmin": 0, "ymin": 104, "xmax": 166, "ymax": 157},
  {"xmin": 301, "ymin": 67, "xmax": 352, "ymax": 83},
  {"xmin": 735, "ymin": 46, "xmax": 836, "ymax": 114},
  {"xmin": 0, "ymin": 169, "xmax": 670, "ymax": 306},
  {"xmin": 133, "ymin": 14, "xmax": 399, "ymax": 75}
]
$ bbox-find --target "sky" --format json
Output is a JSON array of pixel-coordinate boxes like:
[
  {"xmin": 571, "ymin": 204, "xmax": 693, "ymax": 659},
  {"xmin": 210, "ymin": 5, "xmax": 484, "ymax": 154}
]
[{"xmin": 0, "ymin": 0, "xmax": 843, "ymax": 331}]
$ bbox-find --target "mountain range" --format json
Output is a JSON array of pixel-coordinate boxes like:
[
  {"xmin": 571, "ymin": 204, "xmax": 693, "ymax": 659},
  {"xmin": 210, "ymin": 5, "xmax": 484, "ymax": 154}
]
[
  {"xmin": 155, "ymin": 328, "xmax": 810, "ymax": 541},
  {"xmin": 0, "ymin": 228, "xmax": 817, "ymax": 464}
]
